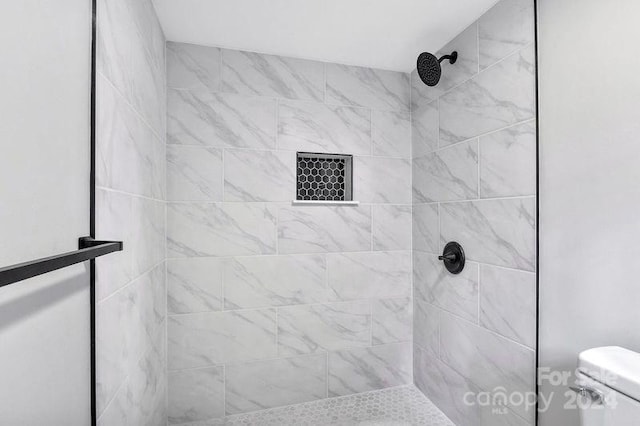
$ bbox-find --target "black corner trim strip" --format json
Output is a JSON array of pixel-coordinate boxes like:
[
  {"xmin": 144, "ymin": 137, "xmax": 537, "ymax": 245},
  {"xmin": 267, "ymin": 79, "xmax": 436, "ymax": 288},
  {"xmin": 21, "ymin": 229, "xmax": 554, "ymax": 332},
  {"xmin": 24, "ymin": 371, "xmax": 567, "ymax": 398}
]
[
  {"xmin": 90, "ymin": 0, "xmax": 98, "ymax": 423},
  {"xmin": 533, "ymin": 0, "xmax": 541, "ymax": 424}
]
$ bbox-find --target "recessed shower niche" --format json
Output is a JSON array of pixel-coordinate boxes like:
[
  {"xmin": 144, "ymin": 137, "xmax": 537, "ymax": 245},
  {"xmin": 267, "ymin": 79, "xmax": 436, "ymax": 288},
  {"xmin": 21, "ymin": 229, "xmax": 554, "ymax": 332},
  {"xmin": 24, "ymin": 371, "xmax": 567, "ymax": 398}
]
[{"xmin": 296, "ymin": 152, "xmax": 353, "ymax": 202}]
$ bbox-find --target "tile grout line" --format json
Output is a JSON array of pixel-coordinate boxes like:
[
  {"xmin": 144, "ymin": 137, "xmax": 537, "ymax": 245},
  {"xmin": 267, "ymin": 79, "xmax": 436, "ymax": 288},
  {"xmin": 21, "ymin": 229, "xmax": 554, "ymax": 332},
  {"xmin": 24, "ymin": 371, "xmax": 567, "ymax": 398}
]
[
  {"xmin": 438, "ymin": 304, "xmax": 536, "ymax": 352},
  {"xmin": 169, "ymin": 85, "xmax": 409, "ymax": 115},
  {"xmin": 432, "ymin": 40, "xmax": 535, "ymax": 107},
  {"xmin": 97, "ymin": 373, "xmax": 129, "ymax": 422},
  {"xmin": 97, "ymin": 71, "xmax": 165, "ymax": 143},
  {"xmin": 275, "ymin": 307, "xmax": 279, "ymax": 357},
  {"xmin": 222, "ymin": 364, "xmax": 227, "ymax": 417},
  {"xmin": 477, "ymin": 263, "xmax": 481, "ymax": 325},
  {"xmin": 476, "ymin": 135, "xmax": 481, "ymax": 199},
  {"xmin": 165, "ymin": 142, "xmax": 413, "ymax": 161},
  {"xmin": 166, "ymin": 200, "xmax": 415, "ymax": 206},
  {"xmin": 370, "ymin": 205, "xmax": 374, "ymax": 251},
  {"xmin": 98, "ymin": 258, "xmax": 166, "ymax": 304},
  {"xmin": 165, "ymin": 248, "xmax": 413, "ymax": 262},
  {"xmin": 413, "ymin": 117, "xmax": 537, "ymax": 159},
  {"xmin": 221, "ymin": 148, "xmax": 226, "ymax": 203},
  {"xmin": 325, "ymin": 351, "xmax": 329, "ymax": 398},
  {"xmin": 369, "ymin": 299, "xmax": 374, "ymax": 347},
  {"xmin": 167, "ymin": 290, "xmax": 414, "ymax": 318}
]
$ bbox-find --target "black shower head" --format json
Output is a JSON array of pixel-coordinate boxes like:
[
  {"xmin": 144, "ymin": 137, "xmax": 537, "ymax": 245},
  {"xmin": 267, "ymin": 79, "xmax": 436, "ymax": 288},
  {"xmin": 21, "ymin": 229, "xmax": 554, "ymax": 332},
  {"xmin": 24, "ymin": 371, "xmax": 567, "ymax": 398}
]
[{"xmin": 416, "ymin": 51, "xmax": 458, "ymax": 87}]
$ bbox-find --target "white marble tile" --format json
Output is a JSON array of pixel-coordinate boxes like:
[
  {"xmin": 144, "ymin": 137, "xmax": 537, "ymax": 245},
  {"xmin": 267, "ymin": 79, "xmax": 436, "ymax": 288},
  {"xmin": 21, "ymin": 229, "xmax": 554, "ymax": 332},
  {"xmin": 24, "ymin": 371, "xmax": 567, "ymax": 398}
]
[
  {"xmin": 278, "ymin": 301, "xmax": 371, "ymax": 356},
  {"xmin": 225, "ymin": 354, "xmax": 327, "ymax": 414},
  {"xmin": 412, "ymin": 203, "xmax": 439, "ymax": 254},
  {"xmin": 146, "ymin": 265, "xmax": 168, "ymax": 334},
  {"xmin": 97, "ymin": 287, "xmax": 134, "ymax": 416},
  {"xmin": 168, "ymin": 309, "xmax": 277, "ymax": 370},
  {"xmin": 354, "ymin": 157, "xmax": 411, "ymax": 203},
  {"xmin": 440, "ymin": 312, "xmax": 535, "ymax": 421},
  {"xmin": 223, "ymin": 254, "xmax": 327, "ymax": 309},
  {"xmin": 167, "ymin": 145, "xmax": 223, "ymax": 201},
  {"xmin": 127, "ymin": 0, "xmax": 166, "ymax": 137},
  {"xmin": 326, "ymin": 64, "xmax": 410, "ymax": 111},
  {"xmin": 95, "ymin": 189, "xmax": 134, "ymax": 300},
  {"xmin": 479, "ymin": 0, "xmax": 535, "ymax": 69},
  {"xmin": 224, "ymin": 149, "xmax": 295, "ymax": 202},
  {"xmin": 372, "ymin": 110, "xmax": 411, "ymax": 158},
  {"xmin": 221, "ymin": 49, "xmax": 324, "ymax": 101},
  {"xmin": 413, "ymin": 140, "xmax": 479, "ymax": 202},
  {"xmin": 97, "ymin": 0, "xmax": 167, "ymax": 135},
  {"xmin": 167, "ymin": 203, "xmax": 277, "ymax": 257},
  {"xmin": 168, "ymin": 367, "xmax": 224, "ymax": 424},
  {"xmin": 372, "ymin": 205, "xmax": 412, "ymax": 251},
  {"xmin": 130, "ymin": 196, "xmax": 165, "ymax": 278},
  {"xmin": 411, "ymin": 101, "xmax": 438, "ymax": 157},
  {"xmin": 440, "ymin": 198, "xmax": 536, "ymax": 271},
  {"xmin": 327, "ymin": 251, "xmax": 411, "ymax": 300},
  {"xmin": 410, "ymin": 70, "xmax": 435, "ymax": 112},
  {"xmin": 97, "ymin": 376, "xmax": 130, "ymax": 426},
  {"xmin": 97, "ymin": 0, "xmax": 133, "ymax": 106},
  {"xmin": 125, "ymin": 326, "xmax": 167, "ymax": 426},
  {"xmin": 97, "ymin": 264, "xmax": 166, "ymax": 416},
  {"xmin": 328, "ymin": 342, "xmax": 412, "ymax": 396},
  {"xmin": 413, "ymin": 298, "xmax": 440, "ymax": 358},
  {"xmin": 372, "ymin": 297, "xmax": 412, "ymax": 344},
  {"xmin": 167, "ymin": 258, "xmax": 223, "ymax": 314},
  {"xmin": 99, "ymin": 326, "xmax": 167, "ymax": 426},
  {"xmin": 410, "ymin": 24, "xmax": 479, "ymax": 111},
  {"xmin": 278, "ymin": 205, "xmax": 371, "ymax": 254},
  {"xmin": 278, "ymin": 100, "xmax": 371, "ymax": 155},
  {"xmin": 480, "ymin": 265, "xmax": 536, "ymax": 348},
  {"xmin": 98, "ymin": 0, "xmax": 168, "ymax": 135},
  {"xmin": 435, "ymin": 24, "xmax": 480, "ymax": 94},
  {"xmin": 167, "ymin": 42, "xmax": 221, "ymax": 90},
  {"xmin": 414, "ymin": 346, "xmax": 482, "ymax": 426},
  {"xmin": 413, "ymin": 252, "xmax": 479, "ymax": 322},
  {"xmin": 167, "ymin": 89, "xmax": 276, "ymax": 149},
  {"xmin": 440, "ymin": 44, "xmax": 535, "ymax": 145},
  {"xmin": 480, "ymin": 120, "xmax": 536, "ymax": 198},
  {"xmin": 97, "ymin": 75, "xmax": 164, "ymax": 200}
]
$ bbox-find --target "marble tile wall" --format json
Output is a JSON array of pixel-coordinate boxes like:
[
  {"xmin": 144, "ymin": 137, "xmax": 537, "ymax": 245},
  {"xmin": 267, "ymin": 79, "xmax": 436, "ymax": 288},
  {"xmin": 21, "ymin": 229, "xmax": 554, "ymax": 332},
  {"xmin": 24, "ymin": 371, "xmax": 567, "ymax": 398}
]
[
  {"xmin": 95, "ymin": 0, "xmax": 167, "ymax": 424},
  {"xmin": 166, "ymin": 43, "xmax": 413, "ymax": 424},
  {"xmin": 411, "ymin": 0, "xmax": 536, "ymax": 425}
]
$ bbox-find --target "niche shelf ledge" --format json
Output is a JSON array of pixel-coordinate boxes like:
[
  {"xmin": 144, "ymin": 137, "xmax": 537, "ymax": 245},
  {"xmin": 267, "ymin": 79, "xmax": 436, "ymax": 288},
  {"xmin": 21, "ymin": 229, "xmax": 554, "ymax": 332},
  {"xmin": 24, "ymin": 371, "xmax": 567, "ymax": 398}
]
[{"xmin": 291, "ymin": 200, "xmax": 360, "ymax": 206}]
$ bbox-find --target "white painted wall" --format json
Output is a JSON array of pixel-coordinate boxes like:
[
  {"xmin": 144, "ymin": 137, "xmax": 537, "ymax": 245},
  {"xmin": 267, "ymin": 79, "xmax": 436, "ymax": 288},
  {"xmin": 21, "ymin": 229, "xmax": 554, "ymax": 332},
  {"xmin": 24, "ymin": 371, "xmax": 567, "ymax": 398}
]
[
  {"xmin": 0, "ymin": 0, "xmax": 92, "ymax": 424},
  {"xmin": 538, "ymin": 0, "xmax": 640, "ymax": 424}
]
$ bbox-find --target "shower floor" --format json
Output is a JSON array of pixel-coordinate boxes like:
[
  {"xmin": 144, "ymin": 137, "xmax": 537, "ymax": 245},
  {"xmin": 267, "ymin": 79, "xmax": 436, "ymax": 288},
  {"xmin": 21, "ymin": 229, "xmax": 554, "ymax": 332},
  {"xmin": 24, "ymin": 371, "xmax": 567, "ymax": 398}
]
[{"xmin": 179, "ymin": 385, "xmax": 454, "ymax": 426}]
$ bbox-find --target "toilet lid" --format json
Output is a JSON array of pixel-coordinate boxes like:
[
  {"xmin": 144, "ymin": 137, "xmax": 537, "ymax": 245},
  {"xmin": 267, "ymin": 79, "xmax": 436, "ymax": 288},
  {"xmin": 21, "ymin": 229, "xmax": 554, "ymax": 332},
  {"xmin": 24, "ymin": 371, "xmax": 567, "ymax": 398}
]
[{"xmin": 579, "ymin": 346, "xmax": 640, "ymax": 401}]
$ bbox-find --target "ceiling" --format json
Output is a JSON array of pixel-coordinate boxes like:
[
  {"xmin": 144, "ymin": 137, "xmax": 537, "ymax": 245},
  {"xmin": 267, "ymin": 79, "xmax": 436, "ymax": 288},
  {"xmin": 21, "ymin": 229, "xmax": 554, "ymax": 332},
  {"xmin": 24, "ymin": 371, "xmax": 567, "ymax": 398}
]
[{"xmin": 152, "ymin": 0, "xmax": 499, "ymax": 73}]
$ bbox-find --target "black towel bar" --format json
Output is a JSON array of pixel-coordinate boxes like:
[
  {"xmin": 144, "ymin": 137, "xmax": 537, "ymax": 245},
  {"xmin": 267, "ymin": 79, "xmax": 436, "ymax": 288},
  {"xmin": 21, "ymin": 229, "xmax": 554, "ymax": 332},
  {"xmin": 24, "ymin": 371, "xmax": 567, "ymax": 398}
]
[{"xmin": 0, "ymin": 236, "xmax": 123, "ymax": 288}]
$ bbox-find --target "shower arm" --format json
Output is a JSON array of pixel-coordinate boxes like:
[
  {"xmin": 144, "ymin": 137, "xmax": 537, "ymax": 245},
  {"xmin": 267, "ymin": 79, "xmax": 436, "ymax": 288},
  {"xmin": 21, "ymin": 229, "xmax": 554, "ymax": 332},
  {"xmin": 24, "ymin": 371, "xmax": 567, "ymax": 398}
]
[{"xmin": 438, "ymin": 52, "xmax": 458, "ymax": 64}]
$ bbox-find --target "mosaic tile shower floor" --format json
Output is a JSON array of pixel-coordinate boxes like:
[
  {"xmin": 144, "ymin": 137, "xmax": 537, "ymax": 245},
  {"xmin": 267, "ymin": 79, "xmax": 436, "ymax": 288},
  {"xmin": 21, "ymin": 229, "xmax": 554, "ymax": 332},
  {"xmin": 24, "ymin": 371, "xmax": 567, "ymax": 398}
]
[{"xmin": 180, "ymin": 385, "xmax": 455, "ymax": 426}]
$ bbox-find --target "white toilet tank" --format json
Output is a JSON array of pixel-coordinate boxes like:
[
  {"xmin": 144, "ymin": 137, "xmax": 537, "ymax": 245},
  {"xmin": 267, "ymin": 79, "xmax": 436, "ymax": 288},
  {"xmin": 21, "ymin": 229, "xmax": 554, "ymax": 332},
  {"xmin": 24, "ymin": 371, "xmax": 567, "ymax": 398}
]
[{"xmin": 576, "ymin": 346, "xmax": 640, "ymax": 426}]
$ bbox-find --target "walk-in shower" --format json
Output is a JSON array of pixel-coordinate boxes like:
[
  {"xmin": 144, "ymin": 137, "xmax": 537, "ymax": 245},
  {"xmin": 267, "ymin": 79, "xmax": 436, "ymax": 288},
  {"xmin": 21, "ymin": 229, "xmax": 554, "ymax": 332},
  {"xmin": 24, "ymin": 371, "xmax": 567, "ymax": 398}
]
[{"xmin": 1, "ymin": 0, "xmax": 544, "ymax": 424}]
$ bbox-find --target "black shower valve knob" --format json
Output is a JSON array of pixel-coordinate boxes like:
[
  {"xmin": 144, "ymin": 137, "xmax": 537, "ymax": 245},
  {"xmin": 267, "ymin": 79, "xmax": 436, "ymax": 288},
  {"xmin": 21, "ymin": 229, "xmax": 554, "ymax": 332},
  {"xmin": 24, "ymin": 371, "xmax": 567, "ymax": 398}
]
[
  {"xmin": 438, "ymin": 252, "xmax": 457, "ymax": 262},
  {"xmin": 438, "ymin": 242, "xmax": 465, "ymax": 274}
]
